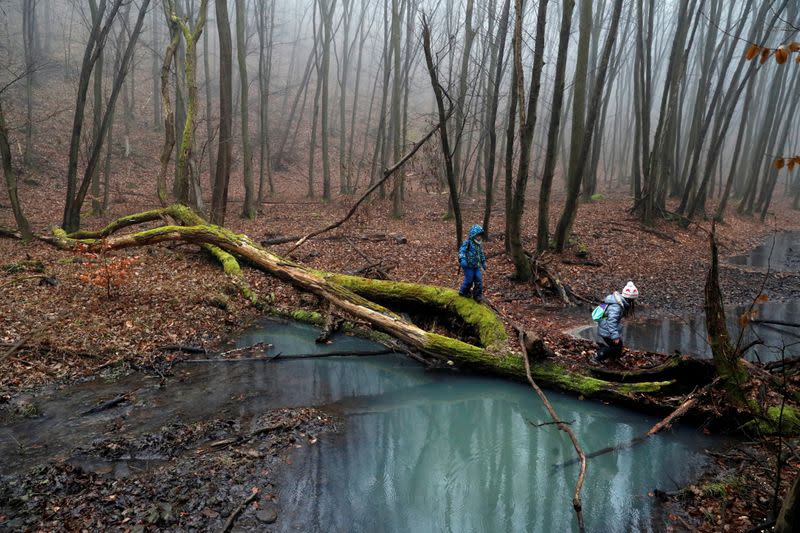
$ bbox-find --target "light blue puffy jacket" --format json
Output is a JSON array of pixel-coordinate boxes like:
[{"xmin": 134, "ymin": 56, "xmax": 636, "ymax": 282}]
[{"xmin": 597, "ymin": 292, "xmax": 628, "ymax": 340}]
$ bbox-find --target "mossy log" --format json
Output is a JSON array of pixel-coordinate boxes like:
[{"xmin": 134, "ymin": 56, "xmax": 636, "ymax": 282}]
[{"xmin": 47, "ymin": 205, "xmax": 674, "ymax": 404}]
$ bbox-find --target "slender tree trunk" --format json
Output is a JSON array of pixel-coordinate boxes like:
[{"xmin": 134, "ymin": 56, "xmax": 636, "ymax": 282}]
[
  {"xmin": 257, "ymin": 0, "xmax": 274, "ymax": 204},
  {"xmin": 482, "ymin": 0, "xmax": 511, "ymax": 238},
  {"xmin": 203, "ymin": 12, "xmax": 215, "ymax": 183},
  {"xmin": 451, "ymin": 0, "xmax": 476, "ymax": 196},
  {"xmin": 319, "ymin": 0, "xmax": 336, "ymax": 201},
  {"xmin": 211, "ymin": 0, "xmax": 233, "ymax": 225},
  {"xmin": 553, "ymin": 0, "xmax": 624, "ymax": 252},
  {"xmin": 0, "ymin": 100, "xmax": 33, "ymax": 240},
  {"xmin": 389, "ymin": 0, "xmax": 403, "ymax": 218},
  {"xmin": 151, "ymin": 6, "xmax": 161, "ymax": 130},
  {"xmin": 421, "ymin": 14, "xmax": 462, "ymax": 247},
  {"xmin": 22, "ymin": 0, "xmax": 37, "ymax": 166},
  {"xmin": 537, "ymin": 0, "xmax": 575, "ymax": 252},
  {"xmin": 89, "ymin": 0, "xmax": 105, "ymax": 216},
  {"xmin": 235, "ymin": 0, "xmax": 255, "ymax": 219}
]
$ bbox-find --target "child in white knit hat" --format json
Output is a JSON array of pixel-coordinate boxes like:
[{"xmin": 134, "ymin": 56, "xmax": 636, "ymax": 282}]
[{"xmin": 590, "ymin": 281, "xmax": 638, "ymax": 364}]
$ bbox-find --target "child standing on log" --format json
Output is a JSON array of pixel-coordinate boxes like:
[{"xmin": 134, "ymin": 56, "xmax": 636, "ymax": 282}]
[
  {"xmin": 590, "ymin": 281, "xmax": 638, "ymax": 364},
  {"xmin": 458, "ymin": 224, "xmax": 487, "ymax": 303}
]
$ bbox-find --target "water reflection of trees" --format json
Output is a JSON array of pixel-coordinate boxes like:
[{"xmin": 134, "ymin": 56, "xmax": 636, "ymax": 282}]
[{"xmin": 277, "ymin": 372, "xmax": 715, "ymax": 532}]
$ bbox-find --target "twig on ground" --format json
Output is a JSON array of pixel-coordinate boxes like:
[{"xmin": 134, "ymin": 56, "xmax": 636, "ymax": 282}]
[
  {"xmin": 220, "ymin": 489, "xmax": 259, "ymax": 533},
  {"xmin": 0, "ymin": 327, "xmax": 45, "ymax": 362}
]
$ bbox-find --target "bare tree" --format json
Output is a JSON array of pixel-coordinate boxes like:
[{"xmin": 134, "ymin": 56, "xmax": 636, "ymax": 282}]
[
  {"xmin": 256, "ymin": 0, "xmax": 275, "ymax": 203},
  {"xmin": 62, "ymin": 0, "xmax": 150, "ymax": 233},
  {"xmin": 421, "ymin": 13, "xmax": 462, "ymax": 247},
  {"xmin": 506, "ymin": 0, "xmax": 549, "ymax": 280},
  {"xmin": 481, "ymin": 0, "xmax": 511, "ymax": 237},
  {"xmin": 22, "ymin": 0, "xmax": 38, "ymax": 166},
  {"xmin": 536, "ymin": 0, "xmax": 575, "ymax": 252},
  {"xmin": 0, "ymin": 98, "xmax": 33, "ymax": 240},
  {"xmin": 552, "ymin": 0, "xmax": 623, "ymax": 252},
  {"xmin": 235, "ymin": 0, "xmax": 255, "ymax": 219},
  {"xmin": 211, "ymin": 0, "xmax": 233, "ymax": 225}
]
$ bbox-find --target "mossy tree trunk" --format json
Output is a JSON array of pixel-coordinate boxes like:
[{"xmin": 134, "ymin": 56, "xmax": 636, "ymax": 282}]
[
  {"xmin": 173, "ymin": 0, "xmax": 209, "ymax": 211},
  {"xmin": 704, "ymin": 226, "xmax": 748, "ymax": 403},
  {"xmin": 51, "ymin": 205, "xmax": 673, "ymax": 406}
]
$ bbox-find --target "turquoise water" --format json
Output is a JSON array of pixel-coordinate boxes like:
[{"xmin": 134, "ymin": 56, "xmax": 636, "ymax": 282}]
[
  {"xmin": 1, "ymin": 320, "xmax": 721, "ymax": 532},
  {"xmin": 238, "ymin": 323, "xmax": 718, "ymax": 533}
]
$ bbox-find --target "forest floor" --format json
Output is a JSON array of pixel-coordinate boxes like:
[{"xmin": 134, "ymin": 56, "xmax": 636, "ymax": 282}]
[{"xmin": 2, "ymin": 99, "xmax": 800, "ymax": 529}]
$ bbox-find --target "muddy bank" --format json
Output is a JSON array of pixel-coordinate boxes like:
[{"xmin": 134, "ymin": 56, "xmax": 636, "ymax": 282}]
[{"xmin": 0, "ymin": 407, "xmax": 332, "ymax": 531}]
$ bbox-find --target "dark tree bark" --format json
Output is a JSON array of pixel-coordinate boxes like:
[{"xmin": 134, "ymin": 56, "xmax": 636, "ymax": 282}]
[
  {"xmin": 211, "ymin": 0, "xmax": 233, "ymax": 225},
  {"xmin": 481, "ymin": 0, "xmax": 511, "ymax": 238},
  {"xmin": 421, "ymin": 13, "xmax": 463, "ymax": 248},
  {"xmin": 552, "ymin": 0, "xmax": 624, "ymax": 252},
  {"xmin": 507, "ymin": 0, "xmax": 549, "ymax": 280},
  {"xmin": 22, "ymin": 0, "xmax": 37, "ymax": 166},
  {"xmin": 62, "ymin": 0, "xmax": 148, "ymax": 233},
  {"xmin": 0, "ymin": 100, "xmax": 33, "ymax": 241},
  {"xmin": 235, "ymin": 0, "xmax": 255, "ymax": 219},
  {"xmin": 536, "ymin": 0, "xmax": 575, "ymax": 252}
]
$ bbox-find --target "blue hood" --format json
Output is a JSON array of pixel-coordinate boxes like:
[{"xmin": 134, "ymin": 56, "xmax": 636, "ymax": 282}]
[{"xmin": 468, "ymin": 224, "xmax": 484, "ymax": 240}]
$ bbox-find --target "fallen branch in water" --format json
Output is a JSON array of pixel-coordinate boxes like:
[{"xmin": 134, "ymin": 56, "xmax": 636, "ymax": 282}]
[
  {"xmin": 81, "ymin": 388, "xmax": 142, "ymax": 416},
  {"xmin": 519, "ymin": 329, "xmax": 587, "ymax": 532},
  {"xmin": 556, "ymin": 377, "xmax": 721, "ymax": 469}
]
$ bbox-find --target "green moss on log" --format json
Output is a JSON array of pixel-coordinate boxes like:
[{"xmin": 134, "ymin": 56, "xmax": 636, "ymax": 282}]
[
  {"xmin": 744, "ymin": 405, "xmax": 800, "ymax": 436},
  {"xmin": 329, "ymin": 274, "xmax": 507, "ymax": 349},
  {"xmin": 422, "ymin": 331, "xmax": 672, "ymax": 397}
]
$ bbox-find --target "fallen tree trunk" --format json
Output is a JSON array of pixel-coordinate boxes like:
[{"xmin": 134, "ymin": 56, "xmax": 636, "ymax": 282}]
[{"xmin": 43, "ymin": 205, "xmax": 672, "ymax": 405}]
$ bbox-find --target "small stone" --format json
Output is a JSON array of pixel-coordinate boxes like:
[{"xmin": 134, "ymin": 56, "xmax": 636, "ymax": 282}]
[{"xmin": 256, "ymin": 503, "xmax": 278, "ymax": 524}]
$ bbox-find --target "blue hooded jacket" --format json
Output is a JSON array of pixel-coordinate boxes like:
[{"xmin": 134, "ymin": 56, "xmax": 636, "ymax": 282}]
[
  {"xmin": 459, "ymin": 224, "xmax": 487, "ymax": 269},
  {"xmin": 597, "ymin": 292, "xmax": 629, "ymax": 340}
]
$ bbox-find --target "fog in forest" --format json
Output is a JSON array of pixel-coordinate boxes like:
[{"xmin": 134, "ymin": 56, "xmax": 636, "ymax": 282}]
[{"xmin": 0, "ymin": 0, "xmax": 799, "ymax": 262}]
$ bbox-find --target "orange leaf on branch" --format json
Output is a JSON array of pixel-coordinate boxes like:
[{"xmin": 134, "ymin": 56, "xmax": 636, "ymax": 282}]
[{"xmin": 745, "ymin": 43, "xmax": 760, "ymax": 60}]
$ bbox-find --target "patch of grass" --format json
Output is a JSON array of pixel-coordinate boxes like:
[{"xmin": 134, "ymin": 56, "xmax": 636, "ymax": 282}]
[
  {"xmin": 590, "ymin": 193, "xmax": 605, "ymax": 201},
  {"xmin": 700, "ymin": 474, "xmax": 743, "ymax": 498}
]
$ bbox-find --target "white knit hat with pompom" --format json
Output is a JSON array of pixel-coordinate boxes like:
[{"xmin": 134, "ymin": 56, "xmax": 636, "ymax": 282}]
[{"xmin": 621, "ymin": 281, "xmax": 639, "ymax": 299}]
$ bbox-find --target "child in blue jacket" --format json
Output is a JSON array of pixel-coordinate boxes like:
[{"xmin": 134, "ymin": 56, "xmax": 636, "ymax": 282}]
[{"xmin": 458, "ymin": 224, "xmax": 487, "ymax": 302}]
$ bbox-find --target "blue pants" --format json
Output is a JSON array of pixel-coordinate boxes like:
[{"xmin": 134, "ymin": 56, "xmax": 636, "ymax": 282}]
[{"xmin": 459, "ymin": 267, "xmax": 483, "ymax": 299}]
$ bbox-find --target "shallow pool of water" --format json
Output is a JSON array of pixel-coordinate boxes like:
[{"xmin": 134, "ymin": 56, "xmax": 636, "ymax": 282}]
[
  {"xmin": 1, "ymin": 320, "xmax": 720, "ymax": 532},
  {"xmin": 571, "ymin": 299, "xmax": 800, "ymax": 361},
  {"xmin": 727, "ymin": 231, "xmax": 800, "ymax": 271}
]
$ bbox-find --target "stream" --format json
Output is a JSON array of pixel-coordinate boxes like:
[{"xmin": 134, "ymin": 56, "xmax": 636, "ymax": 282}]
[
  {"xmin": 571, "ymin": 231, "xmax": 800, "ymax": 361},
  {"xmin": 1, "ymin": 319, "xmax": 721, "ymax": 532}
]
